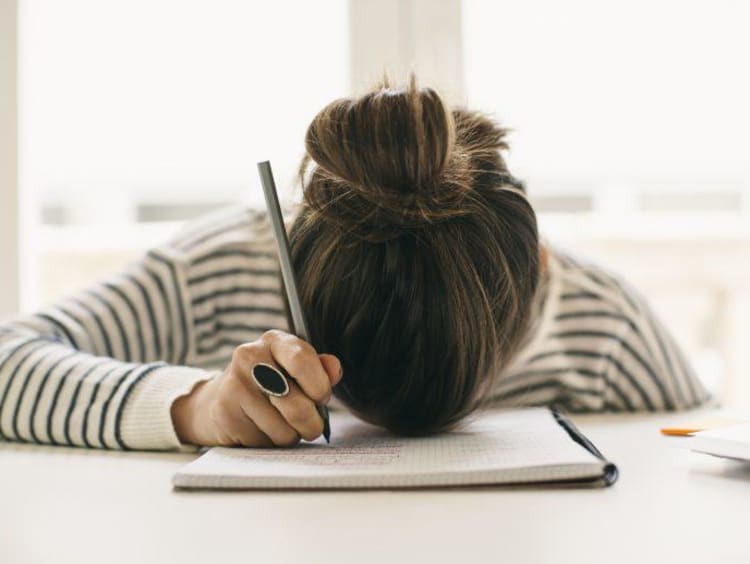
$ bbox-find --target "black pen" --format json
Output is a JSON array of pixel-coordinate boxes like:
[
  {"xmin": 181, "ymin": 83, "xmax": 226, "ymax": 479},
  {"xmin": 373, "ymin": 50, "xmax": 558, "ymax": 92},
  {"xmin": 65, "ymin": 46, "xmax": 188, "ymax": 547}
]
[{"xmin": 257, "ymin": 161, "xmax": 331, "ymax": 443}]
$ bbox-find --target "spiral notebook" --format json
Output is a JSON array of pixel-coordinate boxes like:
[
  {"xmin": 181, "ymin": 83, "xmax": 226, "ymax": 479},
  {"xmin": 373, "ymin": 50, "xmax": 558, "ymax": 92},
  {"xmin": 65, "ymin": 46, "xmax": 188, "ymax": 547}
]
[{"xmin": 172, "ymin": 407, "xmax": 618, "ymax": 490}]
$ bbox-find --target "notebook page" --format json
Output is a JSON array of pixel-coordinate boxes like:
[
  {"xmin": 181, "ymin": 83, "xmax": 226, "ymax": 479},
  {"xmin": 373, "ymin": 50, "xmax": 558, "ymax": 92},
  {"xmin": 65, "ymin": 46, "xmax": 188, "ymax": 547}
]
[{"xmin": 174, "ymin": 408, "xmax": 607, "ymax": 489}]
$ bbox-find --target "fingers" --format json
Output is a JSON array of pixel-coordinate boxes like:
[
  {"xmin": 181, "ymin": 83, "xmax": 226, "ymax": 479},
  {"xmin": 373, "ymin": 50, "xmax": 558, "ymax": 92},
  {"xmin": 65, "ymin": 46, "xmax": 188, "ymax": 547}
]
[
  {"xmin": 319, "ymin": 353, "xmax": 344, "ymax": 386},
  {"xmin": 237, "ymin": 382, "xmax": 301, "ymax": 447},
  {"xmin": 207, "ymin": 382, "xmax": 274, "ymax": 448},
  {"xmin": 261, "ymin": 330, "xmax": 333, "ymax": 403},
  {"xmin": 267, "ymin": 379, "xmax": 324, "ymax": 442},
  {"xmin": 221, "ymin": 331, "xmax": 343, "ymax": 447},
  {"xmin": 222, "ymin": 412, "xmax": 274, "ymax": 448},
  {"xmin": 233, "ymin": 365, "xmax": 320, "ymax": 444},
  {"xmin": 215, "ymin": 359, "xmax": 298, "ymax": 447}
]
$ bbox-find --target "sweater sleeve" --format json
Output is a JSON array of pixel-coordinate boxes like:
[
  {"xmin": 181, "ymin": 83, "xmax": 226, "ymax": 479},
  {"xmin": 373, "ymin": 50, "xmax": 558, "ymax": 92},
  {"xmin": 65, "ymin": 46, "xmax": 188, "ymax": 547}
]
[
  {"xmin": 601, "ymin": 294, "xmax": 713, "ymax": 412},
  {"xmin": 487, "ymin": 249, "xmax": 712, "ymax": 413},
  {"xmin": 0, "ymin": 247, "xmax": 213, "ymax": 451}
]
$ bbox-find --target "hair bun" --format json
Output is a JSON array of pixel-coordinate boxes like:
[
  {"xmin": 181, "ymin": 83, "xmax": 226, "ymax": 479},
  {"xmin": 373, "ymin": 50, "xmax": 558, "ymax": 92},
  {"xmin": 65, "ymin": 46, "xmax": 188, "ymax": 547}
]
[
  {"xmin": 301, "ymin": 77, "xmax": 470, "ymax": 240},
  {"xmin": 306, "ymin": 76, "xmax": 454, "ymax": 192}
]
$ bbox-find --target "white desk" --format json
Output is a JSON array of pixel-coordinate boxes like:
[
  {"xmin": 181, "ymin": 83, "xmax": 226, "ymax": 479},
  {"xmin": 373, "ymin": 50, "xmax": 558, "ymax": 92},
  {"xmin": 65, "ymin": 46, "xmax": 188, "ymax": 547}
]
[{"xmin": 1, "ymin": 410, "xmax": 748, "ymax": 564}]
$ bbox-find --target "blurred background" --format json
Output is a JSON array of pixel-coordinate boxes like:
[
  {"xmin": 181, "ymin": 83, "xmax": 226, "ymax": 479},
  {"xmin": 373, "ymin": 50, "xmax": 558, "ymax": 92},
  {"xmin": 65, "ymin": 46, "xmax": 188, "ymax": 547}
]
[{"xmin": 1, "ymin": 0, "xmax": 749, "ymax": 405}]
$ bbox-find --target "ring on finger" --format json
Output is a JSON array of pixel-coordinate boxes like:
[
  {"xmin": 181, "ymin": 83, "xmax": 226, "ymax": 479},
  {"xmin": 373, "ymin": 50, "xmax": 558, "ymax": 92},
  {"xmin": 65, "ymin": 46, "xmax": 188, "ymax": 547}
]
[{"xmin": 251, "ymin": 362, "xmax": 290, "ymax": 397}]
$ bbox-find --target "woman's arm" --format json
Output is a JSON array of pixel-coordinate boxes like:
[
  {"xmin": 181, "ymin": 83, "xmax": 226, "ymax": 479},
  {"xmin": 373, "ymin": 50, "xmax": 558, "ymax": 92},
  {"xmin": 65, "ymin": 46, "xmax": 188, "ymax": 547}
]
[
  {"xmin": 0, "ymin": 207, "xmax": 342, "ymax": 450},
  {"xmin": 555, "ymin": 254, "xmax": 712, "ymax": 412},
  {"xmin": 602, "ymin": 296, "xmax": 712, "ymax": 412},
  {"xmin": 0, "ymin": 250, "xmax": 211, "ymax": 450},
  {"xmin": 490, "ymin": 250, "xmax": 712, "ymax": 413}
]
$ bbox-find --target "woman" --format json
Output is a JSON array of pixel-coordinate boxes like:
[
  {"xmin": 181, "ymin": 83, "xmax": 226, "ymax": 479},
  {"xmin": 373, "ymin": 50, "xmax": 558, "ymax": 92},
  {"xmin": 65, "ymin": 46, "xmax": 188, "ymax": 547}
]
[{"xmin": 0, "ymin": 78, "xmax": 709, "ymax": 451}]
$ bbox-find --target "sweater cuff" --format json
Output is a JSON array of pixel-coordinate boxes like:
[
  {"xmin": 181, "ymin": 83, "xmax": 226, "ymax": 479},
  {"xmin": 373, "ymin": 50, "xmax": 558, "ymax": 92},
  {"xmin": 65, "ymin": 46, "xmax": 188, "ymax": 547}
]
[{"xmin": 119, "ymin": 365, "xmax": 216, "ymax": 451}]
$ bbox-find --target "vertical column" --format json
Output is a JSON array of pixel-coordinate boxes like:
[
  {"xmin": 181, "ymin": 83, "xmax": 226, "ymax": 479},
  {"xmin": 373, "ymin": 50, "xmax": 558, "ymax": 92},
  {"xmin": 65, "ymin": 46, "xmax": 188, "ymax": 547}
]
[
  {"xmin": 348, "ymin": 0, "xmax": 465, "ymax": 103},
  {"xmin": 0, "ymin": 0, "xmax": 20, "ymax": 317},
  {"xmin": 719, "ymin": 285, "xmax": 750, "ymax": 407}
]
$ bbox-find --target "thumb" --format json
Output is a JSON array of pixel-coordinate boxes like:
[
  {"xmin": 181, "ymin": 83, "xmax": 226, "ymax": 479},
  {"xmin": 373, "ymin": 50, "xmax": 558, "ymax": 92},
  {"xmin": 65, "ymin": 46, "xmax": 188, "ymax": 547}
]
[{"xmin": 318, "ymin": 354, "xmax": 343, "ymax": 386}]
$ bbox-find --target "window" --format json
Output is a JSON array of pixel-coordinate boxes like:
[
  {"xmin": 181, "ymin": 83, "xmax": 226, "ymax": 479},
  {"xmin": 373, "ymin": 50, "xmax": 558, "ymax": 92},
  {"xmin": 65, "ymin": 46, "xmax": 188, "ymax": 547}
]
[
  {"xmin": 20, "ymin": 0, "xmax": 348, "ymax": 303},
  {"xmin": 463, "ymin": 0, "xmax": 750, "ymax": 212},
  {"xmin": 464, "ymin": 0, "xmax": 750, "ymax": 400}
]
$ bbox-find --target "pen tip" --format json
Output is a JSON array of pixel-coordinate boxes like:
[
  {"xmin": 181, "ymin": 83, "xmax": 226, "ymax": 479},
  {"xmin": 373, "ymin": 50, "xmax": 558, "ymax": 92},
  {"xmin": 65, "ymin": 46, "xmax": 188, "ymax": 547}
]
[{"xmin": 318, "ymin": 404, "xmax": 331, "ymax": 443}]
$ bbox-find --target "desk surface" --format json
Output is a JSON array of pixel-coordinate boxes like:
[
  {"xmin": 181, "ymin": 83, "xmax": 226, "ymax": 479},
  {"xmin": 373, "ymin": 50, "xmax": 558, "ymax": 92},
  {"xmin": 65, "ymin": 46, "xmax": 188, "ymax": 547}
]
[{"xmin": 1, "ymin": 410, "xmax": 748, "ymax": 564}]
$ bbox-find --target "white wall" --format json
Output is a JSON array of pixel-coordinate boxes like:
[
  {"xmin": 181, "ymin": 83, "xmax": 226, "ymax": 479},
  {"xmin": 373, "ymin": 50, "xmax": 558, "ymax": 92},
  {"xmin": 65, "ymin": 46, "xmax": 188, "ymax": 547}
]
[
  {"xmin": 20, "ymin": 0, "xmax": 349, "ymax": 220},
  {"xmin": 349, "ymin": 0, "xmax": 464, "ymax": 102},
  {"xmin": 463, "ymin": 0, "xmax": 750, "ymax": 184},
  {"xmin": 0, "ymin": 0, "xmax": 20, "ymax": 317}
]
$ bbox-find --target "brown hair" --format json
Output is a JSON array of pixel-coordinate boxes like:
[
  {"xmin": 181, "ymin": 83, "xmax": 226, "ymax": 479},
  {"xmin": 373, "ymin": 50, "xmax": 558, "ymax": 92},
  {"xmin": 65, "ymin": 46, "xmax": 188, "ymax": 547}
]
[{"xmin": 289, "ymin": 77, "xmax": 540, "ymax": 435}]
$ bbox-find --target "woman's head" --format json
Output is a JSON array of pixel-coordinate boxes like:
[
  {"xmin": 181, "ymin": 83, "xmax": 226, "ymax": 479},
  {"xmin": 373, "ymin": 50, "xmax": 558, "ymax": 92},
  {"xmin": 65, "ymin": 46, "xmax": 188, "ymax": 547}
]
[{"xmin": 289, "ymin": 77, "xmax": 540, "ymax": 435}]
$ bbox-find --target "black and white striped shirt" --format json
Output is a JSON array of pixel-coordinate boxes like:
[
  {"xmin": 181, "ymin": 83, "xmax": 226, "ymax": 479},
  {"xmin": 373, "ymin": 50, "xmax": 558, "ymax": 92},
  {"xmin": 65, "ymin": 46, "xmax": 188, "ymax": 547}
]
[
  {"xmin": 0, "ymin": 207, "xmax": 710, "ymax": 451},
  {"xmin": 492, "ymin": 250, "xmax": 710, "ymax": 412}
]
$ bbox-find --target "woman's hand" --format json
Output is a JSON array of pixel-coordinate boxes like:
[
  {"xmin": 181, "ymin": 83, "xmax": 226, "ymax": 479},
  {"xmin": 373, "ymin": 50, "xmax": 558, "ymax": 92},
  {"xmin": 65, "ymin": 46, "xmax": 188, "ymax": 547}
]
[{"xmin": 171, "ymin": 330, "xmax": 343, "ymax": 448}]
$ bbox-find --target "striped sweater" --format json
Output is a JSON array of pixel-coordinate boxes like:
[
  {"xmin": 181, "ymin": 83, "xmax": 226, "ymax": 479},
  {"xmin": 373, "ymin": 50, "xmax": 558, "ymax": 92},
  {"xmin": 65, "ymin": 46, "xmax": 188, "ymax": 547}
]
[{"xmin": 0, "ymin": 207, "xmax": 710, "ymax": 451}]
